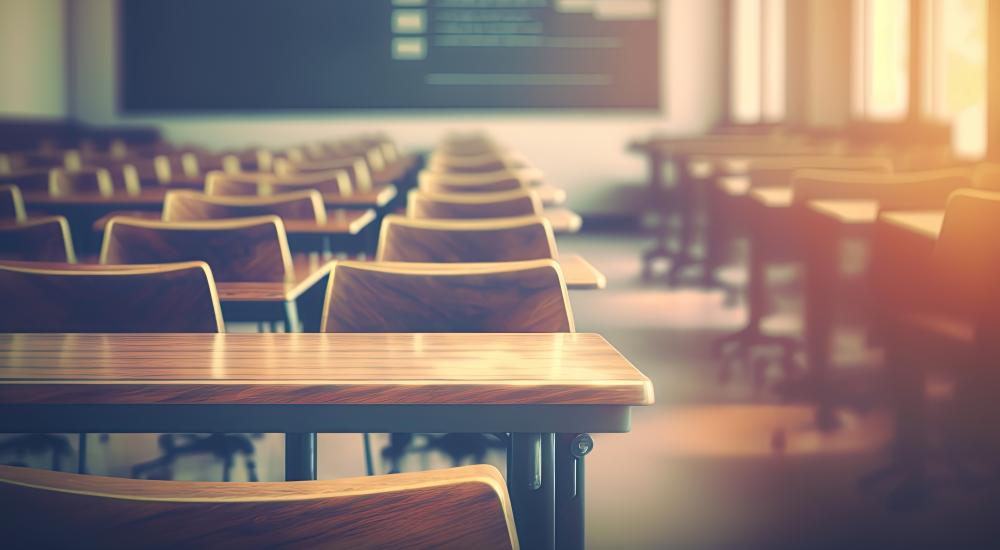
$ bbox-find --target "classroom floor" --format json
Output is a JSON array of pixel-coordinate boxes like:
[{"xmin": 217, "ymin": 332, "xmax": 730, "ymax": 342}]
[{"xmin": 6, "ymin": 231, "xmax": 1000, "ymax": 549}]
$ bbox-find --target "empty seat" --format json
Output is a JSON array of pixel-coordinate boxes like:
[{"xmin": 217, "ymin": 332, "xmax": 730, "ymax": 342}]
[
  {"xmin": 274, "ymin": 156, "xmax": 372, "ymax": 191},
  {"xmin": 322, "ymin": 259, "xmax": 573, "ymax": 332},
  {"xmin": 0, "ymin": 464, "xmax": 517, "ymax": 549},
  {"xmin": 378, "ymin": 215, "xmax": 557, "ymax": 263},
  {"xmin": 418, "ymin": 170, "xmax": 527, "ymax": 194},
  {"xmin": 205, "ymin": 170, "xmax": 352, "ymax": 197},
  {"xmin": 0, "ymin": 261, "xmax": 222, "ymax": 332},
  {"xmin": 1, "ymin": 168, "xmax": 53, "ymax": 194},
  {"xmin": 101, "ymin": 216, "xmax": 292, "ymax": 283},
  {"xmin": 163, "ymin": 190, "xmax": 326, "ymax": 224},
  {"xmin": 407, "ymin": 189, "xmax": 542, "ymax": 220},
  {"xmin": 0, "ymin": 184, "xmax": 26, "ymax": 221},
  {"xmin": 49, "ymin": 167, "xmax": 115, "ymax": 196},
  {"xmin": 0, "ymin": 217, "xmax": 76, "ymax": 262}
]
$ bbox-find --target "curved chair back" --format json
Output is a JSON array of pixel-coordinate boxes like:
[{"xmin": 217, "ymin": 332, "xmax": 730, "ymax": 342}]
[
  {"xmin": 205, "ymin": 170, "xmax": 352, "ymax": 197},
  {"xmin": 275, "ymin": 156, "xmax": 371, "ymax": 191},
  {"xmin": 418, "ymin": 170, "xmax": 526, "ymax": 194},
  {"xmin": 407, "ymin": 189, "xmax": 543, "ymax": 220},
  {"xmin": 791, "ymin": 166, "xmax": 974, "ymax": 208},
  {"xmin": 163, "ymin": 190, "xmax": 326, "ymax": 223},
  {"xmin": 378, "ymin": 215, "xmax": 557, "ymax": 263},
  {"xmin": 1, "ymin": 168, "xmax": 53, "ymax": 194},
  {"xmin": 322, "ymin": 259, "xmax": 574, "ymax": 333},
  {"xmin": 0, "ymin": 184, "xmax": 27, "ymax": 221},
  {"xmin": 746, "ymin": 156, "xmax": 893, "ymax": 188},
  {"xmin": 101, "ymin": 216, "xmax": 293, "ymax": 283},
  {"xmin": 0, "ymin": 464, "xmax": 516, "ymax": 549},
  {"xmin": 0, "ymin": 216, "xmax": 76, "ymax": 262},
  {"xmin": 932, "ymin": 189, "xmax": 1000, "ymax": 320},
  {"xmin": 0, "ymin": 261, "xmax": 223, "ymax": 332},
  {"xmin": 49, "ymin": 167, "xmax": 115, "ymax": 196}
]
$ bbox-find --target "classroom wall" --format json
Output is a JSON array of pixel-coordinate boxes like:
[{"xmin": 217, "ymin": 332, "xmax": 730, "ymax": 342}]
[
  {"xmin": 67, "ymin": 0, "xmax": 726, "ymax": 215},
  {"xmin": 0, "ymin": 0, "xmax": 67, "ymax": 117}
]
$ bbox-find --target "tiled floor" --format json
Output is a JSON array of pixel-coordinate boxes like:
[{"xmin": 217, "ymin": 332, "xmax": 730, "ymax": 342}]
[{"xmin": 5, "ymin": 232, "xmax": 1000, "ymax": 548}]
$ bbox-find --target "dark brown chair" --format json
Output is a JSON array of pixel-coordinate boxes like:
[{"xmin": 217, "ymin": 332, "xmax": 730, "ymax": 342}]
[
  {"xmin": 275, "ymin": 156, "xmax": 372, "ymax": 191},
  {"xmin": 0, "ymin": 464, "xmax": 518, "ymax": 549},
  {"xmin": 377, "ymin": 215, "xmax": 557, "ymax": 263},
  {"xmin": 163, "ymin": 190, "xmax": 326, "ymax": 224},
  {"xmin": 205, "ymin": 170, "xmax": 352, "ymax": 197},
  {"xmin": 0, "ymin": 217, "xmax": 76, "ymax": 262},
  {"xmin": 101, "ymin": 216, "xmax": 293, "ymax": 283},
  {"xmin": 418, "ymin": 169, "xmax": 528, "ymax": 194},
  {"xmin": 0, "ymin": 184, "xmax": 27, "ymax": 221},
  {"xmin": 49, "ymin": 167, "xmax": 115, "ymax": 196},
  {"xmin": 1, "ymin": 168, "xmax": 53, "ymax": 194},
  {"xmin": 407, "ymin": 189, "xmax": 542, "ymax": 220}
]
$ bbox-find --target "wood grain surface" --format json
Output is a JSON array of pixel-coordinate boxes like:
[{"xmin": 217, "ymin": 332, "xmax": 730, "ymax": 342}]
[
  {"xmin": 163, "ymin": 190, "xmax": 326, "ymax": 223},
  {"xmin": 407, "ymin": 189, "xmax": 542, "ymax": 220},
  {"xmin": 377, "ymin": 215, "xmax": 557, "ymax": 263},
  {"xmin": 215, "ymin": 254, "xmax": 334, "ymax": 302},
  {"xmin": 0, "ymin": 216, "xmax": 76, "ymax": 263},
  {"xmin": 322, "ymin": 259, "xmax": 574, "ymax": 333},
  {"xmin": 100, "ymin": 216, "xmax": 294, "ymax": 283},
  {"xmin": 0, "ymin": 333, "xmax": 654, "ymax": 405},
  {"xmin": 277, "ymin": 156, "xmax": 373, "ymax": 191},
  {"xmin": 0, "ymin": 463, "xmax": 517, "ymax": 550},
  {"xmin": 92, "ymin": 209, "xmax": 375, "ymax": 236},
  {"xmin": 0, "ymin": 261, "xmax": 222, "ymax": 333}
]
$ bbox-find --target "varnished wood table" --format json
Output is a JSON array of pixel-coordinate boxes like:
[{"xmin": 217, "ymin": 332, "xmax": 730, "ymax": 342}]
[{"xmin": 0, "ymin": 332, "xmax": 654, "ymax": 550}]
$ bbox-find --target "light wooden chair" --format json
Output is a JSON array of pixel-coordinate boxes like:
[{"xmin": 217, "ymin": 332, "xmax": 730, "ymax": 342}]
[
  {"xmin": 49, "ymin": 167, "xmax": 115, "ymax": 196},
  {"xmin": 322, "ymin": 259, "xmax": 573, "ymax": 473},
  {"xmin": 275, "ymin": 156, "xmax": 372, "ymax": 192},
  {"xmin": 0, "ymin": 261, "xmax": 222, "ymax": 333},
  {"xmin": 163, "ymin": 190, "xmax": 326, "ymax": 224},
  {"xmin": 0, "ymin": 184, "xmax": 27, "ymax": 221},
  {"xmin": 790, "ymin": 166, "xmax": 974, "ymax": 208},
  {"xmin": 101, "ymin": 216, "xmax": 293, "ymax": 283},
  {"xmin": 0, "ymin": 464, "xmax": 518, "ymax": 549},
  {"xmin": 205, "ymin": 170, "xmax": 352, "ymax": 197},
  {"xmin": 407, "ymin": 189, "xmax": 542, "ymax": 220},
  {"xmin": 0, "ymin": 216, "xmax": 76, "ymax": 263},
  {"xmin": 418, "ymin": 169, "xmax": 527, "ymax": 194},
  {"xmin": 377, "ymin": 215, "xmax": 557, "ymax": 263}
]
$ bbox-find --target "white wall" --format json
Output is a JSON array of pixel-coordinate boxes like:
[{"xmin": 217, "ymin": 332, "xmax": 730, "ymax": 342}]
[
  {"xmin": 69, "ymin": 0, "xmax": 726, "ymax": 214},
  {"xmin": 0, "ymin": 0, "xmax": 67, "ymax": 117}
]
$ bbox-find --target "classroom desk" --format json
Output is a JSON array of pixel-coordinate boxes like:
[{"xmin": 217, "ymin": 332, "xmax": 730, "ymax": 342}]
[
  {"xmin": 0, "ymin": 332, "xmax": 654, "ymax": 550},
  {"xmin": 217, "ymin": 254, "xmax": 335, "ymax": 332},
  {"xmin": 879, "ymin": 210, "xmax": 945, "ymax": 239},
  {"xmin": 534, "ymin": 185, "xmax": 567, "ymax": 207},
  {"xmin": 544, "ymin": 208, "xmax": 583, "ymax": 234},
  {"xmin": 558, "ymin": 254, "xmax": 607, "ymax": 290}
]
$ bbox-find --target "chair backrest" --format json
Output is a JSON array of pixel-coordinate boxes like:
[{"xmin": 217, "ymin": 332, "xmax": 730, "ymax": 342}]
[
  {"xmin": 163, "ymin": 190, "xmax": 326, "ymax": 223},
  {"xmin": 1, "ymin": 168, "xmax": 53, "ymax": 194},
  {"xmin": 49, "ymin": 167, "xmax": 115, "ymax": 196},
  {"xmin": 971, "ymin": 162, "xmax": 1000, "ymax": 191},
  {"xmin": 931, "ymin": 189, "xmax": 1000, "ymax": 321},
  {"xmin": 101, "ymin": 216, "xmax": 293, "ymax": 283},
  {"xmin": 0, "ymin": 464, "xmax": 516, "ymax": 549},
  {"xmin": 0, "ymin": 184, "xmax": 27, "ymax": 221},
  {"xmin": 418, "ymin": 169, "xmax": 526, "ymax": 194},
  {"xmin": 0, "ymin": 261, "xmax": 223, "ymax": 332},
  {"xmin": 426, "ymin": 153, "xmax": 512, "ymax": 174},
  {"xmin": 378, "ymin": 215, "xmax": 557, "ymax": 263},
  {"xmin": 0, "ymin": 216, "xmax": 76, "ymax": 262},
  {"xmin": 322, "ymin": 259, "xmax": 574, "ymax": 333},
  {"xmin": 791, "ymin": 166, "xmax": 973, "ymax": 208},
  {"xmin": 205, "ymin": 170, "xmax": 352, "ymax": 197},
  {"xmin": 747, "ymin": 156, "xmax": 893, "ymax": 188},
  {"xmin": 407, "ymin": 189, "xmax": 543, "ymax": 220},
  {"xmin": 275, "ymin": 156, "xmax": 372, "ymax": 191}
]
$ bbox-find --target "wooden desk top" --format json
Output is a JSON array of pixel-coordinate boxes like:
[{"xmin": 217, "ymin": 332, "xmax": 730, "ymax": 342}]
[
  {"xmin": 216, "ymin": 254, "xmax": 334, "ymax": 302},
  {"xmin": 808, "ymin": 199, "xmax": 881, "ymax": 225},
  {"xmin": 558, "ymin": 253, "xmax": 607, "ymax": 290},
  {"xmin": 534, "ymin": 185, "xmax": 566, "ymax": 207},
  {"xmin": 717, "ymin": 175, "xmax": 750, "ymax": 196},
  {"xmin": 749, "ymin": 187, "xmax": 793, "ymax": 208},
  {"xmin": 90, "ymin": 209, "xmax": 377, "ymax": 237},
  {"xmin": 544, "ymin": 208, "xmax": 582, "ymax": 234},
  {"xmin": 0, "ymin": 333, "xmax": 654, "ymax": 406},
  {"xmin": 879, "ymin": 210, "xmax": 945, "ymax": 240},
  {"xmin": 324, "ymin": 185, "xmax": 396, "ymax": 209}
]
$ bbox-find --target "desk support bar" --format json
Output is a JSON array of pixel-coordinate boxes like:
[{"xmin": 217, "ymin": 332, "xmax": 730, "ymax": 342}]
[
  {"xmin": 285, "ymin": 432, "xmax": 317, "ymax": 481},
  {"xmin": 510, "ymin": 433, "xmax": 556, "ymax": 550}
]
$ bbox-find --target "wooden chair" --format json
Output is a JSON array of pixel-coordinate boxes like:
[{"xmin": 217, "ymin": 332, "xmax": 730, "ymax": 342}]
[
  {"xmin": 377, "ymin": 215, "xmax": 557, "ymax": 263},
  {"xmin": 49, "ymin": 167, "xmax": 115, "ymax": 196},
  {"xmin": 275, "ymin": 156, "xmax": 372, "ymax": 192},
  {"xmin": 1, "ymin": 168, "xmax": 53, "ymax": 194},
  {"xmin": 418, "ymin": 169, "xmax": 527, "ymax": 194},
  {"xmin": 407, "ymin": 189, "xmax": 543, "ymax": 220},
  {"xmin": 205, "ymin": 170, "xmax": 352, "ymax": 197},
  {"xmin": 0, "ymin": 184, "xmax": 27, "ymax": 221},
  {"xmin": 790, "ymin": 166, "xmax": 974, "ymax": 208},
  {"xmin": 0, "ymin": 464, "xmax": 518, "ymax": 549},
  {"xmin": 0, "ymin": 217, "xmax": 76, "ymax": 262},
  {"xmin": 163, "ymin": 190, "xmax": 326, "ymax": 224},
  {"xmin": 101, "ymin": 216, "xmax": 293, "ymax": 283},
  {"xmin": 322, "ymin": 259, "xmax": 573, "ymax": 472},
  {"xmin": 0, "ymin": 261, "xmax": 222, "ymax": 333}
]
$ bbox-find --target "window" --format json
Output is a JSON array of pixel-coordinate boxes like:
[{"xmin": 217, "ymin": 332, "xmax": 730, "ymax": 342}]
[
  {"xmin": 852, "ymin": 0, "xmax": 910, "ymax": 120},
  {"xmin": 922, "ymin": 0, "xmax": 987, "ymax": 158},
  {"xmin": 729, "ymin": 0, "xmax": 786, "ymax": 123}
]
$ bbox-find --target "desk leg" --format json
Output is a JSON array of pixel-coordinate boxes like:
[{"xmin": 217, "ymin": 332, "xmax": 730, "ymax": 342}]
[
  {"xmin": 509, "ymin": 433, "xmax": 555, "ymax": 550},
  {"xmin": 556, "ymin": 433, "xmax": 593, "ymax": 550},
  {"xmin": 285, "ymin": 433, "xmax": 317, "ymax": 481},
  {"xmin": 805, "ymin": 217, "xmax": 838, "ymax": 430}
]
